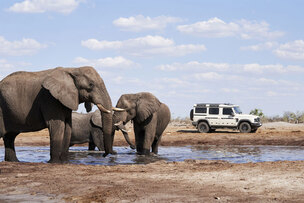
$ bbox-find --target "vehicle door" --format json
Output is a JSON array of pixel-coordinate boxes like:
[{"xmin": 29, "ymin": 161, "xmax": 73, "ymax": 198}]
[
  {"xmin": 206, "ymin": 107, "xmax": 220, "ymax": 126},
  {"xmin": 221, "ymin": 107, "xmax": 238, "ymax": 126}
]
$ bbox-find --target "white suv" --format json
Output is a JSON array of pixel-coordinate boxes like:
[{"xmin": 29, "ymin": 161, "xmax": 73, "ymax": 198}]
[{"xmin": 190, "ymin": 103, "xmax": 262, "ymax": 133}]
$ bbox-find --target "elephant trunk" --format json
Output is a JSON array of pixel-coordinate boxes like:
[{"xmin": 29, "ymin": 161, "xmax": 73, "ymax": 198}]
[
  {"xmin": 116, "ymin": 123, "xmax": 135, "ymax": 149},
  {"xmin": 101, "ymin": 112, "xmax": 113, "ymax": 156},
  {"xmin": 96, "ymin": 97, "xmax": 113, "ymax": 157}
]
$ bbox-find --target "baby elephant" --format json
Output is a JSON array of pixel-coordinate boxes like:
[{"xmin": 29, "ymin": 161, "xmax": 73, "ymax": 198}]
[{"xmin": 70, "ymin": 110, "xmax": 135, "ymax": 151}]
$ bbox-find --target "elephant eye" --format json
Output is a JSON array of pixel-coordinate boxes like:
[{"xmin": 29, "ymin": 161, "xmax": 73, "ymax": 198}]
[{"xmin": 89, "ymin": 83, "xmax": 94, "ymax": 89}]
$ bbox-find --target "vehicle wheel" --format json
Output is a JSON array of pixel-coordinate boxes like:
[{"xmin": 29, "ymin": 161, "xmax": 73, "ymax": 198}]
[
  {"xmin": 197, "ymin": 122, "xmax": 210, "ymax": 133},
  {"xmin": 239, "ymin": 122, "xmax": 252, "ymax": 133}
]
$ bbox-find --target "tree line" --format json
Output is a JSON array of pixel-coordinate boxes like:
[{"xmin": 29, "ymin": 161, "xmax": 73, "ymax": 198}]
[{"xmin": 250, "ymin": 109, "xmax": 304, "ymax": 124}]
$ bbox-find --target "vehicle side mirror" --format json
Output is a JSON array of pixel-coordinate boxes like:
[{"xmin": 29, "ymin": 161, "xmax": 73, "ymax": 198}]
[{"xmin": 231, "ymin": 112, "xmax": 235, "ymax": 116}]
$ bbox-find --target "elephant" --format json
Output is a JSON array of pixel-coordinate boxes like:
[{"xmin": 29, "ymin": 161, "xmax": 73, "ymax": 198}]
[
  {"xmin": 0, "ymin": 66, "xmax": 117, "ymax": 163},
  {"xmin": 113, "ymin": 92, "xmax": 171, "ymax": 155},
  {"xmin": 70, "ymin": 110, "xmax": 135, "ymax": 151}
]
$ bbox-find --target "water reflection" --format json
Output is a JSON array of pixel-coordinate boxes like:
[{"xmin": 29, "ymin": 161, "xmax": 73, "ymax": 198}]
[{"xmin": 1, "ymin": 145, "xmax": 304, "ymax": 165}]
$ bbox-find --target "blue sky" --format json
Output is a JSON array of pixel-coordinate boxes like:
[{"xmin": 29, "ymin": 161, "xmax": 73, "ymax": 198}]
[{"xmin": 0, "ymin": 0, "xmax": 304, "ymax": 117}]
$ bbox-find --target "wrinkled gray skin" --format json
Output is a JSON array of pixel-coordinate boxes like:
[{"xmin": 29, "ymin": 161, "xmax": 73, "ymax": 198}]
[
  {"xmin": 113, "ymin": 92, "xmax": 171, "ymax": 155},
  {"xmin": 0, "ymin": 66, "xmax": 114, "ymax": 163},
  {"xmin": 70, "ymin": 110, "xmax": 135, "ymax": 151}
]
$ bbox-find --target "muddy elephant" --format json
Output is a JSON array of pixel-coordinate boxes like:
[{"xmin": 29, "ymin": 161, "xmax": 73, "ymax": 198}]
[
  {"xmin": 70, "ymin": 110, "xmax": 135, "ymax": 150},
  {"xmin": 0, "ymin": 66, "xmax": 116, "ymax": 163},
  {"xmin": 113, "ymin": 92, "xmax": 171, "ymax": 155}
]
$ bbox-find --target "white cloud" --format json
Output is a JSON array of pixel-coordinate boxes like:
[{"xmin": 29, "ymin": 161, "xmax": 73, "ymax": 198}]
[
  {"xmin": 157, "ymin": 61, "xmax": 304, "ymax": 74},
  {"xmin": 238, "ymin": 20, "xmax": 284, "ymax": 40},
  {"xmin": 0, "ymin": 36, "xmax": 47, "ymax": 56},
  {"xmin": 221, "ymin": 88, "xmax": 240, "ymax": 93},
  {"xmin": 0, "ymin": 59, "xmax": 15, "ymax": 71},
  {"xmin": 8, "ymin": 0, "xmax": 84, "ymax": 14},
  {"xmin": 113, "ymin": 15, "xmax": 182, "ymax": 32},
  {"xmin": 177, "ymin": 17, "xmax": 284, "ymax": 40},
  {"xmin": 193, "ymin": 72, "xmax": 223, "ymax": 80},
  {"xmin": 74, "ymin": 56, "xmax": 137, "ymax": 69},
  {"xmin": 81, "ymin": 35, "xmax": 206, "ymax": 57},
  {"xmin": 0, "ymin": 59, "xmax": 31, "ymax": 79},
  {"xmin": 243, "ymin": 64, "xmax": 285, "ymax": 74},
  {"xmin": 157, "ymin": 61, "xmax": 229, "ymax": 71},
  {"xmin": 241, "ymin": 41, "xmax": 279, "ymax": 51},
  {"xmin": 274, "ymin": 40, "xmax": 304, "ymax": 60},
  {"xmin": 177, "ymin": 17, "xmax": 239, "ymax": 38},
  {"xmin": 243, "ymin": 63, "xmax": 304, "ymax": 74},
  {"xmin": 257, "ymin": 78, "xmax": 279, "ymax": 85}
]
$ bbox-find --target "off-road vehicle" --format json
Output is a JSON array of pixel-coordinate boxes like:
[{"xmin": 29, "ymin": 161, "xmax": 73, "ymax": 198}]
[{"xmin": 190, "ymin": 103, "xmax": 262, "ymax": 133}]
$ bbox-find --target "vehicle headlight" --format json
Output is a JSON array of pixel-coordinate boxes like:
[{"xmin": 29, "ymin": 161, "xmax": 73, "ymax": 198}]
[{"xmin": 254, "ymin": 118, "xmax": 260, "ymax": 123}]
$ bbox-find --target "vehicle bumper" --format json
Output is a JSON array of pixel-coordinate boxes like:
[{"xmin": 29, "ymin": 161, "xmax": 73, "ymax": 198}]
[{"xmin": 252, "ymin": 122, "xmax": 262, "ymax": 128}]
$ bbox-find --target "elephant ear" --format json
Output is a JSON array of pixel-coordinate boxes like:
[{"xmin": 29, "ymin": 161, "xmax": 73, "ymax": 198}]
[
  {"xmin": 42, "ymin": 68, "xmax": 79, "ymax": 111},
  {"xmin": 91, "ymin": 111, "xmax": 102, "ymax": 128},
  {"xmin": 136, "ymin": 93, "xmax": 161, "ymax": 123}
]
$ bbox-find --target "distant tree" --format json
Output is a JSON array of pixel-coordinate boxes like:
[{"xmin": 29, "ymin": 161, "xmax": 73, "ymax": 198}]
[
  {"xmin": 282, "ymin": 111, "xmax": 304, "ymax": 123},
  {"xmin": 250, "ymin": 108, "xmax": 264, "ymax": 117},
  {"xmin": 294, "ymin": 111, "xmax": 304, "ymax": 123},
  {"xmin": 283, "ymin": 111, "xmax": 294, "ymax": 123}
]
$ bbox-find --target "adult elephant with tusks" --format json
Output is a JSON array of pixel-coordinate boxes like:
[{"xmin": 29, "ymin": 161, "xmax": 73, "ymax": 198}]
[
  {"xmin": 0, "ymin": 66, "xmax": 118, "ymax": 163},
  {"xmin": 113, "ymin": 92, "xmax": 171, "ymax": 155}
]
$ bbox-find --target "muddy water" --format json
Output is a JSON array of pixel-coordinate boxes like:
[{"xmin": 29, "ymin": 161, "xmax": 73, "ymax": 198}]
[{"xmin": 1, "ymin": 145, "xmax": 304, "ymax": 165}]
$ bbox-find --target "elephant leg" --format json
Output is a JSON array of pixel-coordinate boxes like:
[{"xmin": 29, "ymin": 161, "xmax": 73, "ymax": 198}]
[
  {"xmin": 142, "ymin": 130, "xmax": 155, "ymax": 155},
  {"xmin": 134, "ymin": 123, "xmax": 145, "ymax": 154},
  {"xmin": 4, "ymin": 132, "xmax": 19, "ymax": 162},
  {"xmin": 48, "ymin": 120, "xmax": 65, "ymax": 163},
  {"xmin": 91, "ymin": 128, "xmax": 104, "ymax": 151},
  {"xmin": 142, "ymin": 117, "xmax": 157, "ymax": 155},
  {"xmin": 88, "ymin": 140, "xmax": 96, "ymax": 151},
  {"xmin": 152, "ymin": 134, "xmax": 163, "ymax": 154},
  {"xmin": 60, "ymin": 116, "xmax": 72, "ymax": 162}
]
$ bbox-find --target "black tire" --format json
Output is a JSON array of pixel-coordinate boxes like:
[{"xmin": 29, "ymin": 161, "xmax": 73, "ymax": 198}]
[
  {"xmin": 190, "ymin": 109, "xmax": 194, "ymax": 121},
  {"xmin": 239, "ymin": 122, "xmax": 252, "ymax": 133},
  {"xmin": 197, "ymin": 122, "xmax": 210, "ymax": 133}
]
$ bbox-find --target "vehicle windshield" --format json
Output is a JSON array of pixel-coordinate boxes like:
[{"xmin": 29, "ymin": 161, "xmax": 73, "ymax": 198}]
[{"xmin": 233, "ymin": 106, "xmax": 242, "ymax": 114}]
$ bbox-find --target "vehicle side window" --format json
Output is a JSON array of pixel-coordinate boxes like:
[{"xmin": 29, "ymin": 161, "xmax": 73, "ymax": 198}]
[
  {"xmin": 223, "ymin": 108, "xmax": 233, "ymax": 115},
  {"xmin": 195, "ymin": 107, "xmax": 207, "ymax": 113},
  {"xmin": 209, "ymin": 108, "xmax": 219, "ymax": 115}
]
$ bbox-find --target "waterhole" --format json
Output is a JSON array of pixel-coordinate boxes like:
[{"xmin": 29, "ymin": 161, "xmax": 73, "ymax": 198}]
[{"xmin": 1, "ymin": 145, "xmax": 304, "ymax": 165}]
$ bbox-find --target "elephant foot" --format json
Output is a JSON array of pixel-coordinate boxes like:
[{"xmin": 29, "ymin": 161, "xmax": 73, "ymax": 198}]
[
  {"xmin": 4, "ymin": 152, "xmax": 19, "ymax": 162},
  {"xmin": 137, "ymin": 149, "xmax": 150, "ymax": 155},
  {"xmin": 5, "ymin": 157, "xmax": 19, "ymax": 162},
  {"xmin": 103, "ymin": 150, "xmax": 118, "ymax": 157},
  {"xmin": 48, "ymin": 158, "xmax": 64, "ymax": 164}
]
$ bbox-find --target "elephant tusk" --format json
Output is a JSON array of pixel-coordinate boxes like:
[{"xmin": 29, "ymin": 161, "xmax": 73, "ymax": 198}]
[
  {"xmin": 97, "ymin": 104, "xmax": 111, "ymax": 114},
  {"xmin": 114, "ymin": 121, "xmax": 123, "ymax": 126},
  {"xmin": 112, "ymin": 107, "xmax": 126, "ymax": 112},
  {"xmin": 120, "ymin": 128, "xmax": 128, "ymax": 133}
]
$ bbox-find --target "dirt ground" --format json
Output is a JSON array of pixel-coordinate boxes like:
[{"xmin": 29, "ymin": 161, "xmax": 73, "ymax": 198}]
[{"xmin": 1, "ymin": 122, "xmax": 304, "ymax": 202}]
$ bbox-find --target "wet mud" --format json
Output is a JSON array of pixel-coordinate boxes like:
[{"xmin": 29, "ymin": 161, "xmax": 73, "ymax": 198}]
[{"xmin": 1, "ymin": 122, "xmax": 304, "ymax": 202}]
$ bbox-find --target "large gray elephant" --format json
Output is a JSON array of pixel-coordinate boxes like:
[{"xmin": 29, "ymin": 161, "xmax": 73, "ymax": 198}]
[
  {"xmin": 113, "ymin": 92, "xmax": 171, "ymax": 155},
  {"xmin": 0, "ymin": 66, "xmax": 116, "ymax": 163},
  {"xmin": 70, "ymin": 110, "xmax": 135, "ymax": 150}
]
